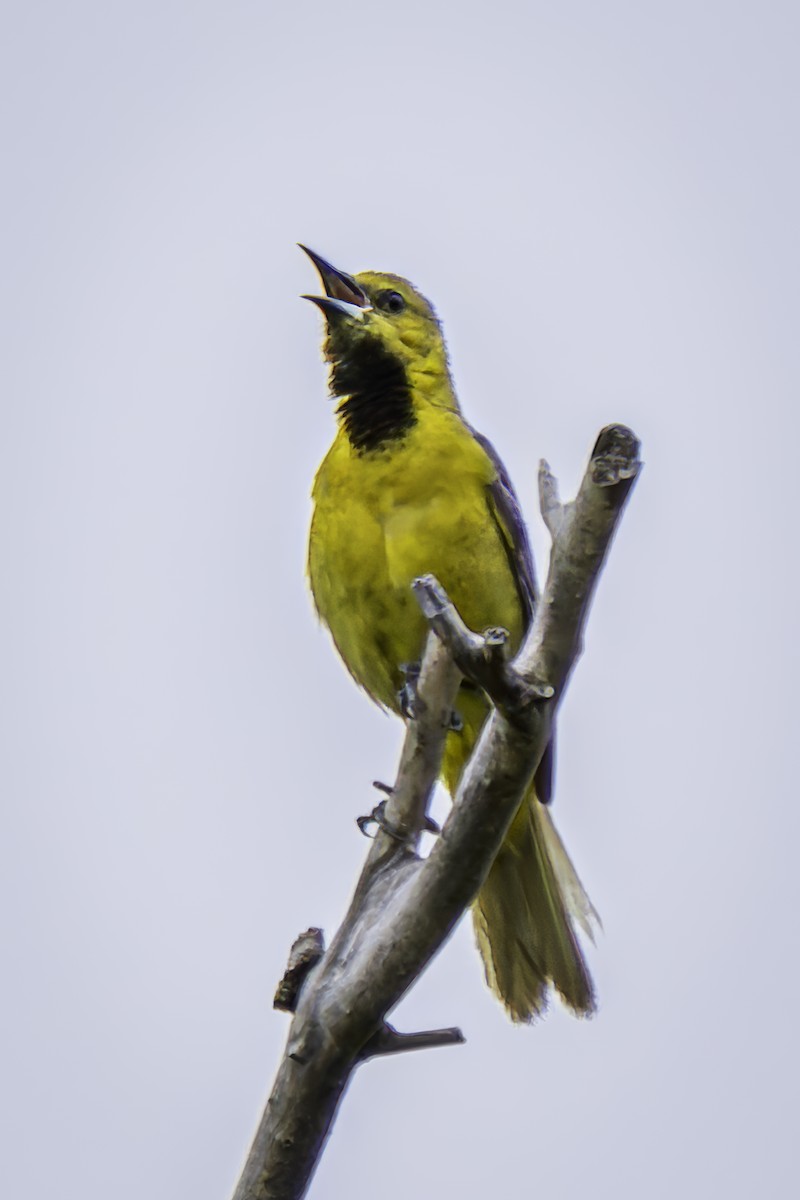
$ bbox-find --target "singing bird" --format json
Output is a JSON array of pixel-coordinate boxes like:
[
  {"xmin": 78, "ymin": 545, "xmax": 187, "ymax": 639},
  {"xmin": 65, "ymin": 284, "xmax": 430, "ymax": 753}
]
[{"xmin": 302, "ymin": 246, "xmax": 597, "ymax": 1021}]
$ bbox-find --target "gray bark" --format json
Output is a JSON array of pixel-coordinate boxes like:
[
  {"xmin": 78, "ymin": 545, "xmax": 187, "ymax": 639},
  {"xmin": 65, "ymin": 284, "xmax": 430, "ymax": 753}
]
[{"xmin": 231, "ymin": 423, "xmax": 641, "ymax": 1200}]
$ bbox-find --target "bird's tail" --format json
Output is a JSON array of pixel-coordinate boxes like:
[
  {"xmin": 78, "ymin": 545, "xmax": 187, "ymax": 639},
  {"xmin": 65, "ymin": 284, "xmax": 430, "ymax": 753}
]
[{"xmin": 472, "ymin": 792, "xmax": 599, "ymax": 1022}]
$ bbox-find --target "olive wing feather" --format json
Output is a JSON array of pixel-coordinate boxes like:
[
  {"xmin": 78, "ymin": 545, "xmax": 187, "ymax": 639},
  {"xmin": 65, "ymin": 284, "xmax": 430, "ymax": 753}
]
[{"xmin": 468, "ymin": 425, "xmax": 555, "ymax": 806}]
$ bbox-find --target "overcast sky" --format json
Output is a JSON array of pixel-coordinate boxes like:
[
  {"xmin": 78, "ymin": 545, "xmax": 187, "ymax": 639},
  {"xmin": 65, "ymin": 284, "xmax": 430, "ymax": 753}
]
[{"xmin": 2, "ymin": 2, "xmax": 798, "ymax": 1197}]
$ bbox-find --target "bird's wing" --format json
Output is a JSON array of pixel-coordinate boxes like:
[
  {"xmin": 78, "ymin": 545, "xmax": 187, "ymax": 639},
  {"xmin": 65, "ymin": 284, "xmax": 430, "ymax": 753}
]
[
  {"xmin": 468, "ymin": 424, "xmax": 555, "ymax": 806},
  {"xmin": 468, "ymin": 425, "xmax": 538, "ymax": 620}
]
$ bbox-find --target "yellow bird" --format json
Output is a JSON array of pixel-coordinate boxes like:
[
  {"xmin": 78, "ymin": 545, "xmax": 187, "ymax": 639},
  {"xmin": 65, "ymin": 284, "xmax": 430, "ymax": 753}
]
[{"xmin": 302, "ymin": 246, "xmax": 597, "ymax": 1021}]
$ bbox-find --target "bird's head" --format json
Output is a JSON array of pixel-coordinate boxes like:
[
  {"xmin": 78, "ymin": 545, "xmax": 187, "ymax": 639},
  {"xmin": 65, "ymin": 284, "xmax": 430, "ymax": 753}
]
[{"xmin": 300, "ymin": 246, "xmax": 458, "ymax": 426}]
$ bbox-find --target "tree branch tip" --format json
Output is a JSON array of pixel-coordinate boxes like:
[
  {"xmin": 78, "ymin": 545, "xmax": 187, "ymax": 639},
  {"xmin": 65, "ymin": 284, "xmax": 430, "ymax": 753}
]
[
  {"xmin": 359, "ymin": 1022, "xmax": 466, "ymax": 1061},
  {"xmin": 411, "ymin": 573, "xmax": 448, "ymax": 617},
  {"xmin": 538, "ymin": 460, "xmax": 556, "ymax": 491},
  {"xmin": 413, "ymin": 577, "xmax": 479, "ymax": 660},
  {"xmin": 482, "ymin": 625, "xmax": 509, "ymax": 652},
  {"xmin": 411, "ymin": 580, "xmax": 552, "ymax": 717},
  {"xmin": 590, "ymin": 423, "xmax": 642, "ymax": 487},
  {"xmin": 538, "ymin": 459, "xmax": 566, "ymax": 536}
]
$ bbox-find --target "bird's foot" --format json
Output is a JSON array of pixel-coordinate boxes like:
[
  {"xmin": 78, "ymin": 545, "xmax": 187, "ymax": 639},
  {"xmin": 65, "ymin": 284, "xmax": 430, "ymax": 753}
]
[
  {"xmin": 357, "ymin": 786, "xmax": 441, "ymax": 840},
  {"xmin": 397, "ymin": 661, "xmax": 421, "ymax": 719},
  {"xmin": 356, "ymin": 799, "xmax": 407, "ymax": 842}
]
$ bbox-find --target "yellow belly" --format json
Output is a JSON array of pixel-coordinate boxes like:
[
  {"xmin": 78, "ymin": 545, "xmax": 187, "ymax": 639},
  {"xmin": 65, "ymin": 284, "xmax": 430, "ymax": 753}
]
[{"xmin": 308, "ymin": 409, "xmax": 525, "ymax": 714}]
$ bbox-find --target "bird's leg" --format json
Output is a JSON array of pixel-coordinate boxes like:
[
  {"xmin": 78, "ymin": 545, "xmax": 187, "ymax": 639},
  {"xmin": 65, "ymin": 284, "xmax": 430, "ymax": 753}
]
[
  {"xmin": 356, "ymin": 799, "xmax": 398, "ymax": 839},
  {"xmin": 356, "ymin": 797, "xmax": 440, "ymax": 842},
  {"xmin": 356, "ymin": 782, "xmax": 440, "ymax": 839},
  {"xmin": 400, "ymin": 659, "xmax": 462, "ymax": 733}
]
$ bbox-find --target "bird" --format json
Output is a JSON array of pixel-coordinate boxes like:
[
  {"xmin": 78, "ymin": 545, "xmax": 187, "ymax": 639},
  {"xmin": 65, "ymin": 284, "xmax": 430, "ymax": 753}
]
[{"xmin": 301, "ymin": 245, "xmax": 598, "ymax": 1021}]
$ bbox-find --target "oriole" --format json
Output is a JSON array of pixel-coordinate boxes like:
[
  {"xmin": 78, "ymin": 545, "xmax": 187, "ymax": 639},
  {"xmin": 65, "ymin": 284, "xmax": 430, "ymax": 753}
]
[{"xmin": 302, "ymin": 246, "xmax": 597, "ymax": 1021}]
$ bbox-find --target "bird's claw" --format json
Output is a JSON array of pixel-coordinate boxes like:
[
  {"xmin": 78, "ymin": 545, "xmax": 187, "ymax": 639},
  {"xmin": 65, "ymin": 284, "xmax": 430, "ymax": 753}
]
[
  {"xmin": 397, "ymin": 684, "xmax": 416, "ymax": 719},
  {"xmin": 448, "ymin": 709, "xmax": 463, "ymax": 733},
  {"xmin": 358, "ymin": 794, "xmax": 440, "ymax": 840},
  {"xmin": 397, "ymin": 661, "xmax": 421, "ymax": 719},
  {"xmin": 356, "ymin": 799, "xmax": 408, "ymax": 843}
]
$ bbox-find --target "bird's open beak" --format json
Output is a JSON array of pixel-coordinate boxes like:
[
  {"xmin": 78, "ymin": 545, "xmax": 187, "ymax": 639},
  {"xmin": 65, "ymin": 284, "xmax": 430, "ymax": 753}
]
[{"xmin": 299, "ymin": 245, "xmax": 371, "ymax": 320}]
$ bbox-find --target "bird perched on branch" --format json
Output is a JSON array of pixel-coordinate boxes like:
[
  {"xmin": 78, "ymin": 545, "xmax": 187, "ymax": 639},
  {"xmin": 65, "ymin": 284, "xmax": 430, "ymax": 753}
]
[{"xmin": 302, "ymin": 246, "xmax": 597, "ymax": 1021}]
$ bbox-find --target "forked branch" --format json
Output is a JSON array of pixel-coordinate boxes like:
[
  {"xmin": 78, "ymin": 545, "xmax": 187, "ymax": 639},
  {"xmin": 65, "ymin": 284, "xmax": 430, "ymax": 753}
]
[{"xmin": 231, "ymin": 424, "xmax": 641, "ymax": 1200}]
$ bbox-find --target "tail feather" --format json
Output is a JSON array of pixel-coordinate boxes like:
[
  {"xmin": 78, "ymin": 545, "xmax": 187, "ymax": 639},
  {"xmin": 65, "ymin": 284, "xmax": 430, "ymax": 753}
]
[
  {"xmin": 537, "ymin": 803, "xmax": 602, "ymax": 945},
  {"xmin": 473, "ymin": 793, "xmax": 598, "ymax": 1022}
]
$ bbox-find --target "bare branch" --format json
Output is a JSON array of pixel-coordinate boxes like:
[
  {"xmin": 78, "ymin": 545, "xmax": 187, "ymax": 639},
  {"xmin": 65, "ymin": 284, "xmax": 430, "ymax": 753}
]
[
  {"xmin": 413, "ymin": 575, "xmax": 554, "ymax": 719},
  {"xmin": 359, "ymin": 1022, "xmax": 465, "ymax": 1061},
  {"xmin": 538, "ymin": 458, "xmax": 568, "ymax": 538},
  {"xmin": 231, "ymin": 425, "xmax": 641, "ymax": 1200},
  {"xmin": 364, "ymin": 631, "xmax": 461, "ymax": 860}
]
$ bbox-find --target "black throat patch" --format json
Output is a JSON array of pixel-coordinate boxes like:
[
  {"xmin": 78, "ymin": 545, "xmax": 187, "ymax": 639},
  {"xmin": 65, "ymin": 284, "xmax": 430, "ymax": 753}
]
[{"xmin": 329, "ymin": 335, "xmax": 416, "ymax": 453}]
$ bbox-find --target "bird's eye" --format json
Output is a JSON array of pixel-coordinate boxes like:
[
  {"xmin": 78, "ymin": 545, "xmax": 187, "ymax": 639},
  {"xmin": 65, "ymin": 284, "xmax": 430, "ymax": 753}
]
[{"xmin": 376, "ymin": 289, "xmax": 406, "ymax": 314}]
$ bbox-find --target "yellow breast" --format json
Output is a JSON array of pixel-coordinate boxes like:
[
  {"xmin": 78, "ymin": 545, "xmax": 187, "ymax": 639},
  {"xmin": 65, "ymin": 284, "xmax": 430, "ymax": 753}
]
[{"xmin": 308, "ymin": 408, "xmax": 525, "ymax": 710}]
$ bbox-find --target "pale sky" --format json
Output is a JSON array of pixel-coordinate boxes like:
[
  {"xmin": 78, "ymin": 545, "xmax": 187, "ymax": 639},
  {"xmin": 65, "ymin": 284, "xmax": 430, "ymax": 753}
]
[{"xmin": 2, "ymin": 3, "xmax": 798, "ymax": 1198}]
